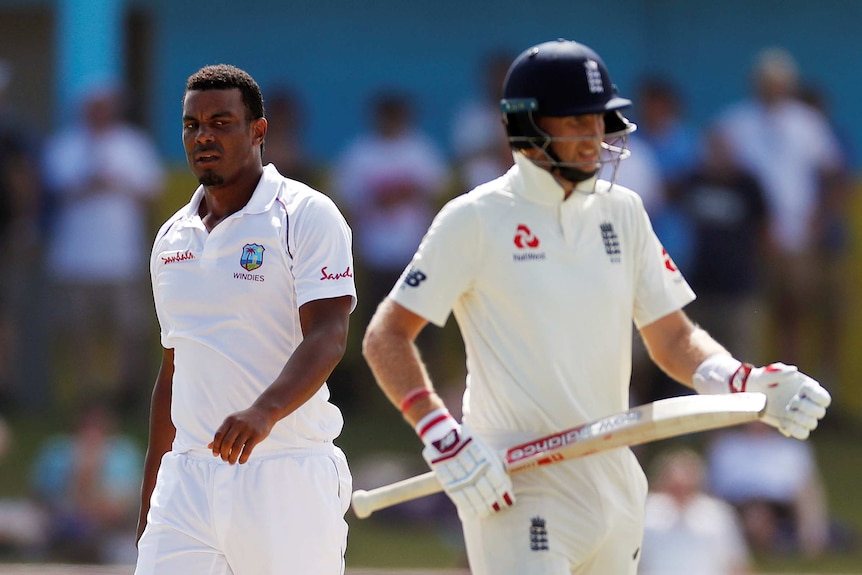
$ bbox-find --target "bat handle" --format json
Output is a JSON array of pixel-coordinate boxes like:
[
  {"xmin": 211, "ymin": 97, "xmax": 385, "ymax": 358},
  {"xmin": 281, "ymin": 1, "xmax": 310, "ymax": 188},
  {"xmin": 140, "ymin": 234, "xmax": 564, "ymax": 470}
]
[{"xmin": 351, "ymin": 471, "xmax": 442, "ymax": 519}]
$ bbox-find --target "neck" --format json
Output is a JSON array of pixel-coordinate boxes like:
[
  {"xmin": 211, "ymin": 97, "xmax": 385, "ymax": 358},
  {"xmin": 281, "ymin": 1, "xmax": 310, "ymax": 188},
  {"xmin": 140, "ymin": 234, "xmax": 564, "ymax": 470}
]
[{"xmin": 199, "ymin": 166, "xmax": 263, "ymax": 230}]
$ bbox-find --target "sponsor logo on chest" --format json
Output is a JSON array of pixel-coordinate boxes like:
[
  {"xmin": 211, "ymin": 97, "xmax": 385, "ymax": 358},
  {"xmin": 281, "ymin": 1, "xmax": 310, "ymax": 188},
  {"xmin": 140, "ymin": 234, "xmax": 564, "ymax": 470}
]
[
  {"xmin": 512, "ymin": 224, "xmax": 546, "ymax": 261},
  {"xmin": 235, "ymin": 243, "xmax": 265, "ymax": 282},
  {"xmin": 510, "ymin": 221, "xmax": 624, "ymax": 263}
]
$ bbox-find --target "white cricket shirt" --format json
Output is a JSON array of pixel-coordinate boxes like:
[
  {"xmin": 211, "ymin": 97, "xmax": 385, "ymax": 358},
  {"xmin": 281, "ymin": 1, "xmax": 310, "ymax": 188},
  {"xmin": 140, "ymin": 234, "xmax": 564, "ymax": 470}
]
[
  {"xmin": 391, "ymin": 154, "xmax": 694, "ymax": 440},
  {"xmin": 151, "ymin": 164, "xmax": 356, "ymax": 453}
]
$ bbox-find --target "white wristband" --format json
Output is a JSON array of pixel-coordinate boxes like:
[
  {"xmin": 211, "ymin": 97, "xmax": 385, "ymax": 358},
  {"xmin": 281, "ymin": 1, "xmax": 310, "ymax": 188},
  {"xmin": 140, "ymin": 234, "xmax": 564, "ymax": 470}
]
[
  {"xmin": 693, "ymin": 354, "xmax": 743, "ymax": 395},
  {"xmin": 415, "ymin": 408, "xmax": 459, "ymax": 448}
]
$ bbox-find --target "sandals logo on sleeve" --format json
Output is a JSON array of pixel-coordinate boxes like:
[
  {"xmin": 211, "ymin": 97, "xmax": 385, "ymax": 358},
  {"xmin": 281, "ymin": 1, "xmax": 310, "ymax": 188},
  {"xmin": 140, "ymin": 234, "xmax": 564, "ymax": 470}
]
[{"xmin": 160, "ymin": 250, "xmax": 196, "ymax": 265}]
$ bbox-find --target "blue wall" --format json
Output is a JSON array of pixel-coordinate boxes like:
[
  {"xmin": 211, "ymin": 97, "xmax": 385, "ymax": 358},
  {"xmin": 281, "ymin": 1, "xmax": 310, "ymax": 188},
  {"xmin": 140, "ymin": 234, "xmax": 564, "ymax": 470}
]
[
  {"xmin": 149, "ymin": 0, "xmax": 647, "ymax": 164},
  {"xmin": 142, "ymin": 0, "xmax": 860, "ymax": 168},
  {"xmin": 3, "ymin": 0, "xmax": 857, "ymax": 167}
]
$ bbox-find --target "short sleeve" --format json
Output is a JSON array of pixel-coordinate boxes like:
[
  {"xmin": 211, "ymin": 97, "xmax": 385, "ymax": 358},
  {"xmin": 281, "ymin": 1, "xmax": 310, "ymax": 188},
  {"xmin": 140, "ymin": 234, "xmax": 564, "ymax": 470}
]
[
  {"xmin": 290, "ymin": 193, "xmax": 357, "ymax": 311},
  {"xmin": 390, "ymin": 197, "xmax": 480, "ymax": 327},
  {"xmin": 633, "ymin": 205, "xmax": 696, "ymax": 328}
]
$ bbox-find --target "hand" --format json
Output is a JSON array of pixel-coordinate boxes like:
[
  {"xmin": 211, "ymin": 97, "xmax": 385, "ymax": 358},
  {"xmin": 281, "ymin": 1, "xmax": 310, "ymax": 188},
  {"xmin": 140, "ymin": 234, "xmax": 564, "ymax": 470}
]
[
  {"xmin": 418, "ymin": 411, "xmax": 514, "ymax": 518},
  {"xmin": 208, "ymin": 406, "xmax": 275, "ymax": 464},
  {"xmin": 732, "ymin": 362, "xmax": 831, "ymax": 440}
]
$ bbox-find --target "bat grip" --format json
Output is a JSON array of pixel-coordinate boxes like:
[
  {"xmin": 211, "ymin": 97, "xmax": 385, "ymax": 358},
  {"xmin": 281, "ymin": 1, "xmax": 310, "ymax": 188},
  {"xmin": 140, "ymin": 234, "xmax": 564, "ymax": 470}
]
[{"xmin": 351, "ymin": 471, "xmax": 442, "ymax": 519}]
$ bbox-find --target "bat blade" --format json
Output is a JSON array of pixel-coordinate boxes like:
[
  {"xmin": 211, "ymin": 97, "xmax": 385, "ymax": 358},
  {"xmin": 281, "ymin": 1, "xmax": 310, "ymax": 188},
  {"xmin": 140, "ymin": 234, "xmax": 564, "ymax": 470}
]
[
  {"xmin": 505, "ymin": 392, "xmax": 767, "ymax": 472},
  {"xmin": 351, "ymin": 392, "xmax": 766, "ymax": 519}
]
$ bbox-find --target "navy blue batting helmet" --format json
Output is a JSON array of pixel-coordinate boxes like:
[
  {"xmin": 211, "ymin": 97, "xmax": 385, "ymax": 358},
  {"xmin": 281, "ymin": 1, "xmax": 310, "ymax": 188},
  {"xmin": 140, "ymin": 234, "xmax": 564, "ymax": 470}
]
[{"xmin": 501, "ymin": 39, "xmax": 634, "ymax": 149}]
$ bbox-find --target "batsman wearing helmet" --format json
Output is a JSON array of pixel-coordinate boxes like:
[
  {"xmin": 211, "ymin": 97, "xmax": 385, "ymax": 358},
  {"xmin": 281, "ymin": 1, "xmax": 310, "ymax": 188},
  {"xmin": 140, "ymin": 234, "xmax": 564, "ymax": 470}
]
[{"xmin": 362, "ymin": 39, "xmax": 831, "ymax": 574}]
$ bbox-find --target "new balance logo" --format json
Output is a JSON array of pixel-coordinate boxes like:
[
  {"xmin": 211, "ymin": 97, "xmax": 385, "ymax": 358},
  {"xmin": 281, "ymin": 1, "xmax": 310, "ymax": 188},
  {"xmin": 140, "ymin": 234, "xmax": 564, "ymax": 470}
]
[
  {"xmin": 402, "ymin": 267, "xmax": 427, "ymax": 287},
  {"xmin": 530, "ymin": 517, "xmax": 549, "ymax": 551}
]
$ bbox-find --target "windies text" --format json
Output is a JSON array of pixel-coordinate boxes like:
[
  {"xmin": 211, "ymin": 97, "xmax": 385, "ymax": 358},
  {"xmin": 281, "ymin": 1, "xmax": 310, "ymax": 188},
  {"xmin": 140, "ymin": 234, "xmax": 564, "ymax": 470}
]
[{"xmin": 234, "ymin": 272, "xmax": 264, "ymax": 282}]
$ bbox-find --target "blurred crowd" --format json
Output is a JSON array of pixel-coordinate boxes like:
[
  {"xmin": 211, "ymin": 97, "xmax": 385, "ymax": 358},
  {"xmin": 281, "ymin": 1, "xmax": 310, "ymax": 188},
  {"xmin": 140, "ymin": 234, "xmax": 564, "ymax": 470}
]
[{"xmin": 0, "ymin": 44, "xmax": 858, "ymax": 565}]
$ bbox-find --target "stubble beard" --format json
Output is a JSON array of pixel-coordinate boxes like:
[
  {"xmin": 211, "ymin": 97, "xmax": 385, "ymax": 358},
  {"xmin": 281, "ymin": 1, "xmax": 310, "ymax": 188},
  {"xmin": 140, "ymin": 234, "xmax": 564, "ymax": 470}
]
[{"xmin": 197, "ymin": 170, "xmax": 224, "ymax": 187}]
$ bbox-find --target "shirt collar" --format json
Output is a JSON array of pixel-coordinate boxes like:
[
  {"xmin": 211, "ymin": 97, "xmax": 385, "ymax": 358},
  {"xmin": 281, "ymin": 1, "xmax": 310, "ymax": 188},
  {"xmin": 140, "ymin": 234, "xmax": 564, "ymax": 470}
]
[
  {"xmin": 510, "ymin": 153, "xmax": 599, "ymax": 205},
  {"xmin": 183, "ymin": 163, "xmax": 281, "ymax": 219}
]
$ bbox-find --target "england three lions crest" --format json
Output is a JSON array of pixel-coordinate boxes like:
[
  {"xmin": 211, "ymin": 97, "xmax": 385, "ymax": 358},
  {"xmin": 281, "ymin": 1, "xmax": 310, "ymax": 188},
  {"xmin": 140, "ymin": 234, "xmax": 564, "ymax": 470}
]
[{"xmin": 240, "ymin": 243, "xmax": 265, "ymax": 271}]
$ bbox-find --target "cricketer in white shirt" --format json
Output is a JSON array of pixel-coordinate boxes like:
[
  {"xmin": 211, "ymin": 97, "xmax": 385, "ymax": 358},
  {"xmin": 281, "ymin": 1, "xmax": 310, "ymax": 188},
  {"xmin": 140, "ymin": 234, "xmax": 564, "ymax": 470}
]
[
  {"xmin": 139, "ymin": 164, "xmax": 355, "ymax": 574},
  {"xmin": 390, "ymin": 153, "xmax": 695, "ymax": 573}
]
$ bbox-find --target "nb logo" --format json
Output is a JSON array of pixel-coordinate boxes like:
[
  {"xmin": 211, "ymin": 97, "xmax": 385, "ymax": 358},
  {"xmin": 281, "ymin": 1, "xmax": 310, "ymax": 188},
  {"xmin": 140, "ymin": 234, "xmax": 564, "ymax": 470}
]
[{"xmin": 403, "ymin": 268, "xmax": 427, "ymax": 287}]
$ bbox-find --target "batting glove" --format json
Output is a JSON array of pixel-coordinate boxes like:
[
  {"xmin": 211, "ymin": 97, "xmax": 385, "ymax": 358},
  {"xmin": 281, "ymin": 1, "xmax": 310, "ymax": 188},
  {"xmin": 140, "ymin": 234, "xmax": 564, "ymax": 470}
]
[
  {"xmin": 693, "ymin": 355, "xmax": 831, "ymax": 440},
  {"xmin": 417, "ymin": 408, "xmax": 515, "ymax": 519}
]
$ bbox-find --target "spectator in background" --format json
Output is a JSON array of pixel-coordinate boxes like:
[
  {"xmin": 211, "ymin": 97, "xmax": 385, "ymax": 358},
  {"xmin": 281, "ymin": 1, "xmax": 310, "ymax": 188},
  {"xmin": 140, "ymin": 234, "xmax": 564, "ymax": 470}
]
[
  {"xmin": 640, "ymin": 447, "xmax": 751, "ymax": 575},
  {"xmin": 450, "ymin": 50, "xmax": 514, "ymax": 190},
  {"xmin": 716, "ymin": 48, "xmax": 844, "ymax": 373},
  {"xmin": 798, "ymin": 83, "xmax": 854, "ymax": 395},
  {"xmin": 41, "ymin": 80, "xmax": 164, "ymax": 412},
  {"xmin": 332, "ymin": 90, "xmax": 448, "ymax": 332},
  {"xmin": 29, "ymin": 398, "xmax": 142, "ymax": 564},
  {"xmin": 628, "ymin": 75, "xmax": 703, "ymax": 278},
  {"xmin": 0, "ymin": 415, "xmax": 48, "ymax": 559},
  {"xmin": 611, "ymin": 132, "xmax": 695, "ymax": 405},
  {"xmin": 636, "ymin": 75, "xmax": 702, "ymax": 188},
  {"xmin": 707, "ymin": 422, "xmax": 831, "ymax": 557},
  {"xmin": 674, "ymin": 126, "xmax": 769, "ymax": 362},
  {"xmin": 0, "ymin": 59, "xmax": 47, "ymax": 410},
  {"xmin": 262, "ymin": 85, "xmax": 321, "ymax": 188},
  {"xmin": 616, "ymin": 79, "xmax": 700, "ymax": 405}
]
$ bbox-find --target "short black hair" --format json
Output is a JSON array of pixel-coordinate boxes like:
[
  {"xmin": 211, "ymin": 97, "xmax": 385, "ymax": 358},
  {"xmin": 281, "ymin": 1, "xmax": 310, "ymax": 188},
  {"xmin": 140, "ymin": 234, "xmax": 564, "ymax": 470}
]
[{"xmin": 185, "ymin": 64, "xmax": 265, "ymax": 120}]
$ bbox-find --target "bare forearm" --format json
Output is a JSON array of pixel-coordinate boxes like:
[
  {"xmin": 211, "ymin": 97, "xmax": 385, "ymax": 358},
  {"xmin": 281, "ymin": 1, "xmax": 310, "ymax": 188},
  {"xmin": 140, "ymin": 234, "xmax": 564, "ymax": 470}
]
[
  {"xmin": 641, "ymin": 311, "xmax": 729, "ymax": 388},
  {"xmin": 363, "ymin": 311, "xmax": 446, "ymax": 426},
  {"xmin": 252, "ymin": 327, "xmax": 347, "ymax": 423}
]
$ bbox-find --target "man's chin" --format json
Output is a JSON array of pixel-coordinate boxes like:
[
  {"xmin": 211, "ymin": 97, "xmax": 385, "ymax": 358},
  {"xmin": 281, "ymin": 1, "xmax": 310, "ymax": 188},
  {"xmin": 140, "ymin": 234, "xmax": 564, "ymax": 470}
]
[
  {"xmin": 555, "ymin": 165, "xmax": 598, "ymax": 184},
  {"xmin": 197, "ymin": 170, "xmax": 225, "ymax": 187}
]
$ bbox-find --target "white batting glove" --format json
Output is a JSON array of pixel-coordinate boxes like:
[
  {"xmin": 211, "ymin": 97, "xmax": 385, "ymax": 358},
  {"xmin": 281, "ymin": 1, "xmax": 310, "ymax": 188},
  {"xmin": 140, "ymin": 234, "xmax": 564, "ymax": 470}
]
[
  {"xmin": 694, "ymin": 355, "xmax": 832, "ymax": 440},
  {"xmin": 416, "ymin": 408, "xmax": 515, "ymax": 519}
]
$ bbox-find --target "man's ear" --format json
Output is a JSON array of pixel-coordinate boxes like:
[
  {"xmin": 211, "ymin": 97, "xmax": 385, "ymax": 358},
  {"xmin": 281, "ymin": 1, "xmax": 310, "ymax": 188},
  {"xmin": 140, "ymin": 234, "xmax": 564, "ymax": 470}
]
[{"xmin": 252, "ymin": 117, "xmax": 268, "ymax": 146}]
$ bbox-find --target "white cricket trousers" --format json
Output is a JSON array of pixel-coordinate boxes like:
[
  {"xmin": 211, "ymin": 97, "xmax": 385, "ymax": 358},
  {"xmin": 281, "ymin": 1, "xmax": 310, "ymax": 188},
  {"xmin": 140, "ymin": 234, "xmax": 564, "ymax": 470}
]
[
  {"xmin": 461, "ymin": 447, "xmax": 648, "ymax": 575},
  {"xmin": 135, "ymin": 447, "xmax": 351, "ymax": 575}
]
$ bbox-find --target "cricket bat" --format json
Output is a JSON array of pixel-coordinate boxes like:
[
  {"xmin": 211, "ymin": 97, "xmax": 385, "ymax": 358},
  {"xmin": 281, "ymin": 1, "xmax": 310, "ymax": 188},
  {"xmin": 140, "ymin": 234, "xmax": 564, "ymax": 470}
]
[{"xmin": 351, "ymin": 392, "xmax": 766, "ymax": 518}]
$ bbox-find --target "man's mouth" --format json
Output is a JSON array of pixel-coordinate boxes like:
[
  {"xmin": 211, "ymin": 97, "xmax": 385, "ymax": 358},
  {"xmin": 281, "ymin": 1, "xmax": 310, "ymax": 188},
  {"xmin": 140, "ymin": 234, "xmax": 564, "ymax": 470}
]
[
  {"xmin": 195, "ymin": 154, "xmax": 220, "ymax": 165},
  {"xmin": 194, "ymin": 146, "xmax": 222, "ymax": 164}
]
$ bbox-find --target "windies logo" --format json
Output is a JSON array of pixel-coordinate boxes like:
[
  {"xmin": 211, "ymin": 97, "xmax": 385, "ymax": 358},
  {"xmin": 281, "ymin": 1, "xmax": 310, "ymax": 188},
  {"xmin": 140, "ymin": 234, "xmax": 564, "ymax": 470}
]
[{"xmin": 240, "ymin": 243, "xmax": 265, "ymax": 271}]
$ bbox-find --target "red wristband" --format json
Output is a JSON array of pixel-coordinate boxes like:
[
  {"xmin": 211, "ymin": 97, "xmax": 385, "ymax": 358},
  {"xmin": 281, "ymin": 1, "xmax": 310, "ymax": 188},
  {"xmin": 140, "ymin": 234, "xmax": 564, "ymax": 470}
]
[{"xmin": 400, "ymin": 387, "xmax": 433, "ymax": 413}]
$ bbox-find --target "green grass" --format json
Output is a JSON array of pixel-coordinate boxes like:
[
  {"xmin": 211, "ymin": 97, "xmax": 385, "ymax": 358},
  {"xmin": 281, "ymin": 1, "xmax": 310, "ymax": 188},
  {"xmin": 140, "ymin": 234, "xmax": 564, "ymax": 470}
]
[
  {"xmin": 2, "ymin": 391, "xmax": 861, "ymax": 572},
  {"xmin": 340, "ymin": 403, "xmax": 862, "ymax": 572}
]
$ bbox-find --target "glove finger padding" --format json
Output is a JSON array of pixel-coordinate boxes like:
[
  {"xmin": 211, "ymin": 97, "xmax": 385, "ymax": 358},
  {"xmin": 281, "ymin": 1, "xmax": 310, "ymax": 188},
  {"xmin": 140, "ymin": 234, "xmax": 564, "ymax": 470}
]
[
  {"xmin": 742, "ymin": 363, "xmax": 831, "ymax": 439},
  {"xmin": 793, "ymin": 394, "xmax": 828, "ymax": 420},
  {"xmin": 693, "ymin": 355, "xmax": 831, "ymax": 441},
  {"xmin": 801, "ymin": 382, "xmax": 833, "ymax": 409}
]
